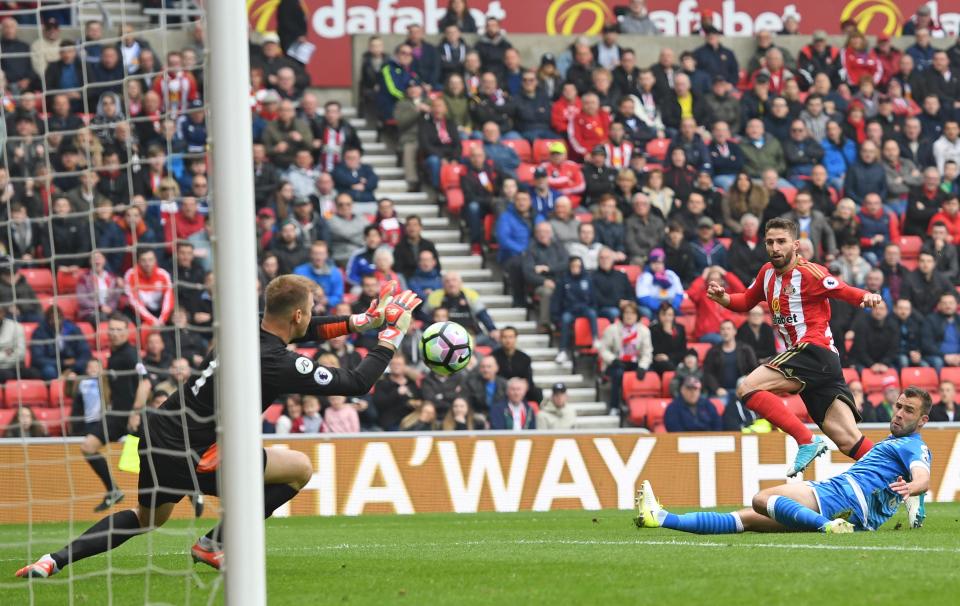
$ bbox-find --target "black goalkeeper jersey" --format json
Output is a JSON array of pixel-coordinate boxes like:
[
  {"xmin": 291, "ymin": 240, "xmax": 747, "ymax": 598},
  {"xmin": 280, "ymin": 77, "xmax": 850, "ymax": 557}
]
[{"xmin": 142, "ymin": 316, "xmax": 393, "ymax": 454}]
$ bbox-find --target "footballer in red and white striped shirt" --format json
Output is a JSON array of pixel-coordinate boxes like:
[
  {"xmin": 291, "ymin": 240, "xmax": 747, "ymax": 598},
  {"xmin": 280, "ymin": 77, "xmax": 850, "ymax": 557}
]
[{"xmin": 707, "ymin": 218, "xmax": 883, "ymax": 477}]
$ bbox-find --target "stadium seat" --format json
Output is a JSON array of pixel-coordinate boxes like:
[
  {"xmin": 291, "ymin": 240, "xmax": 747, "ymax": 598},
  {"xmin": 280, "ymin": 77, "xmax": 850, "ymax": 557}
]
[
  {"xmin": 717, "ymin": 237, "xmax": 731, "ymax": 249},
  {"xmin": 517, "ymin": 162, "xmax": 536, "ymax": 184},
  {"xmin": 533, "ymin": 139, "xmax": 564, "ymax": 163},
  {"xmin": 22, "ymin": 322, "xmax": 38, "ymax": 342},
  {"xmin": 44, "ymin": 296, "xmax": 78, "ymax": 321},
  {"xmin": 900, "ymin": 367, "xmax": 938, "ymax": 392},
  {"xmin": 77, "ymin": 322, "xmax": 95, "ymax": 349},
  {"xmin": 92, "ymin": 350, "xmax": 110, "ymax": 367},
  {"xmin": 860, "ymin": 368, "xmax": 899, "ymax": 394},
  {"xmin": 445, "ymin": 187, "xmax": 464, "ymax": 216},
  {"xmin": 782, "ymin": 186, "xmax": 798, "ymax": 206},
  {"xmin": 56, "ymin": 269, "xmax": 80, "ymax": 295},
  {"xmin": 440, "ymin": 162, "xmax": 464, "ymax": 190},
  {"xmin": 710, "ymin": 398, "xmax": 726, "ymax": 415},
  {"xmin": 574, "ymin": 317, "xmax": 611, "ymax": 352},
  {"xmin": 484, "ymin": 214, "xmax": 497, "ymax": 249},
  {"xmin": 691, "ymin": 342, "xmax": 712, "ymax": 363},
  {"xmin": 898, "ymin": 236, "xmax": 922, "ymax": 262},
  {"xmin": 474, "ymin": 345, "xmax": 492, "ymax": 357},
  {"xmin": 502, "ymin": 139, "xmax": 532, "ymax": 162},
  {"xmin": 0, "ymin": 407, "xmax": 15, "ymax": 432},
  {"xmin": 841, "ymin": 367, "xmax": 860, "ymax": 386},
  {"xmin": 644, "ymin": 398, "xmax": 670, "ymax": 432},
  {"xmin": 680, "ymin": 297, "xmax": 696, "ymax": 314},
  {"xmin": 783, "ymin": 395, "xmax": 811, "ymax": 422},
  {"xmin": 626, "ymin": 396, "xmax": 647, "ymax": 426},
  {"xmin": 33, "ymin": 407, "xmax": 64, "ymax": 437},
  {"xmin": 295, "ymin": 347, "xmax": 317, "ymax": 359},
  {"xmin": 460, "ymin": 140, "xmax": 482, "ymax": 157},
  {"xmin": 940, "ymin": 367, "xmax": 960, "ymax": 387},
  {"xmin": 48, "ymin": 378, "xmax": 73, "ymax": 407},
  {"xmin": 661, "ymin": 371, "xmax": 675, "ymax": 396},
  {"xmin": 262, "ymin": 403, "xmax": 284, "ymax": 425},
  {"xmin": 675, "ymin": 314, "xmax": 696, "ymax": 335},
  {"xmin": 20, "ymin": 268, "xmax": 53, "ymax": 295},
  {"xmin": 645, "ymin": 138, "xmax": 670, "ymax": 162},
  {"xmin": 527, "ymin": 400, "xmax": 540, "ymax": 414},
  {"xmin": 614, "ymin": 264, "xmax": 641, "ymax": 286},
  {"xmin": 622, "ymin": 371, "xmax": 662, "ymax": 399},
  {"xmin": 4, "ymin": 380, "xmax": 48, "ymax": 408}
]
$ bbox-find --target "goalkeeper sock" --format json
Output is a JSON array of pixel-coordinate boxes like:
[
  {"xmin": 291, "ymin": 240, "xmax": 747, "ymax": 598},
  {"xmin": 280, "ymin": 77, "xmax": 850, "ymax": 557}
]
[
  {"xmin": 85, "ymin": 453, "xmax": 117, "ymax": 492},
  {"xmin": 660, "ymin": 511, "xmax": 743, "ymax": 534},
  {"xmin": 742, "ymin": 390, "xmax": 814, "ymax": 445},
  {"xmin": 766, "ymin": 495, "xmax": 830, "ymax": 531},
  {"xmin": 50, "ymin": 510, "xmax": 143, "ymax": 569},
  {"xmin": 203, "ymin": 484, "xmax": 300, "ymax": 544}
]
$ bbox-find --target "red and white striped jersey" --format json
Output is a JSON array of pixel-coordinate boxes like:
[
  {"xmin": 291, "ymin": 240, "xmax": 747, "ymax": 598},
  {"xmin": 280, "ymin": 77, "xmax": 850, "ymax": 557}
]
[{"xmin": 726, "ymin": 259, "xmax": 867, "ymax": 354}]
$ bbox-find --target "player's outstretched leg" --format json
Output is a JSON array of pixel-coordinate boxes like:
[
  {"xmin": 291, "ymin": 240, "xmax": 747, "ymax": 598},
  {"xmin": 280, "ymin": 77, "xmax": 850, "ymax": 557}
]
[
  {"xmin": 192, "ymin": 448, "xmax": 313, "ymax": 571},
  {"xmin": 752, "ymin": 485, "xmax": 853, "ymax": 534},
  {"xmin": 736, "ymin": 367, "xmax": 826, "ymax": 477},
  {"xmin": 635, "ymin": 481, "xmax": 791, "ymax": 534},
  {"xmin": 821, "ymin": 399, "xmax": 874, "ymax": 461},
  {"xmin": 15, "ymin": 504, "xmax": 174, "ymax": 578}
]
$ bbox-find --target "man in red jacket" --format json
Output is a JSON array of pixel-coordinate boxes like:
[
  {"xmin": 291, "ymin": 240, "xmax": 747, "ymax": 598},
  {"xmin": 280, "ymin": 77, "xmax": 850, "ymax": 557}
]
[
  {"xmin": 687, "ymin": 266, "xmax": 745, "ymax": 344},
  {"xmin": 163, "ymin": 195, "xmax": 206, "ymax": 246},
  {"xmin": 568, "ymin": 92, "xmax": 610, "ymax": 159},
  {"xmin": 928, "ymin": 195, "xmax": 960, "ymax": 245},
  {"xmin": 124, "ymin": 249, "xmax": 175, "ymax": 327},
  {"xmin": 540, "ymin": 141, "xmax": 585, "ymax": 202}
]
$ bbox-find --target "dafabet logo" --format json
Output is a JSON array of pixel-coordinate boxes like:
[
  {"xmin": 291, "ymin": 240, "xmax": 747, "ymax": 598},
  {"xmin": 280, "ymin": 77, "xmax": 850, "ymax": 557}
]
[
  {"xmin": 545, "ymin": 0, "xmax": 615, "ymax": 35},
  {"xmin": 840, "ymin": 0, "xmax": 903, "ymax": 36}
]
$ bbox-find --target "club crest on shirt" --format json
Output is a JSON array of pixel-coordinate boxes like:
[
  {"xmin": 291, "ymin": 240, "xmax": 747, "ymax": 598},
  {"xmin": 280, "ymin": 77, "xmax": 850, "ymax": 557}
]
[
  {"xmin": 784, "ymin": 285, "xmax": 795, "ymax": 296},
  {"xmin": 771, "ymin": 298, "xmax": 781, "ymax": 314},
  {"xmin": 295, "ymin": 357, "xmax": 313, "ymax": 374}
]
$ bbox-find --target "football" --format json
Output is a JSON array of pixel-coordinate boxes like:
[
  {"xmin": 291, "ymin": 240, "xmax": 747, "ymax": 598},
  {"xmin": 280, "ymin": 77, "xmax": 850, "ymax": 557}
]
[{"xmin": 420, "ymin": 321, "xmax": 473, "ymax": 376}]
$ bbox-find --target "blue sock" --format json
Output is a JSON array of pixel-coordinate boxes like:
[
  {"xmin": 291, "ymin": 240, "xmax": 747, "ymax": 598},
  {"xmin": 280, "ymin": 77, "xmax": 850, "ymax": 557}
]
[
  {"xmin": 661, "ymin": 511, "xmax": 742, "ymax": 534},
  {"xmin": 767, "ymin": 495, "xmax": 830, "ymax": 531}
]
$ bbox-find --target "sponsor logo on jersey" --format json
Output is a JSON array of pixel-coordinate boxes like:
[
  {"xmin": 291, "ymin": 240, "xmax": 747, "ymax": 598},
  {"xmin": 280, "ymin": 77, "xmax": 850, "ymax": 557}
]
[
  {"xmin": 314, "ymin": 366, "xmax": 333, "ymax": 386},
  {"xmin": 773, "ymin": 313, "xmax": 799, "ymax": 325},
  {"xmin": 295, "ymin": 357, "xmax": 314, "ymax": 374}
]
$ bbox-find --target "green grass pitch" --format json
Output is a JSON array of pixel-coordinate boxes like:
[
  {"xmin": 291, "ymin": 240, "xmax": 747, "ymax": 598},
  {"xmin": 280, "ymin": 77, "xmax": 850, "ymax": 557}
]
[{"xmin": 2, "ymin": 504, "xmax": 959, "ymax": 605}]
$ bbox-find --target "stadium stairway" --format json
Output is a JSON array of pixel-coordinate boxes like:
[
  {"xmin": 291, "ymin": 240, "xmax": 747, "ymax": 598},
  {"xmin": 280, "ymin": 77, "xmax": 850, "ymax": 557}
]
[{"xmin": 345, "ymin": 107, "xmax": 618, "ymax": 429}]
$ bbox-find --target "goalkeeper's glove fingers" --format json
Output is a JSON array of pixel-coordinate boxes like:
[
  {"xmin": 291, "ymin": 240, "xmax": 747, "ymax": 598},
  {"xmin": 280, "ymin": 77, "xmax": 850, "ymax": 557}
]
[
  {"xmin": 384, "ymin": 290, "xmax": 422, "ymax": 326},
  {"xmin": 378, "ymin": 296, "xmax": 419, "ymax": 349},
  {"xmin": 350, "ymin": 280, "xmax": 398, "ymax": 332}
]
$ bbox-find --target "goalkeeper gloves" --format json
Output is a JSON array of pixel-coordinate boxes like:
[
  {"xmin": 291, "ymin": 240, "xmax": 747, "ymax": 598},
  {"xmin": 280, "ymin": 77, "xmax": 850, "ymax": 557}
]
[
  {"xmin": 378, "ymin": 290, "xmax": 422, "ymax": 349},
  {"xmin": 350, "ymin": 280, "xmax": 398, "ymax": 332}
]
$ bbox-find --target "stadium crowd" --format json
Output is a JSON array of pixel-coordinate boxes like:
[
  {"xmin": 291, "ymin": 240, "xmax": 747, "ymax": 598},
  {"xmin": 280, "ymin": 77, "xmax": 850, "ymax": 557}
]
[{"xmin": 2, "ymin": 2, "xmax": 960, "ymax": 437}]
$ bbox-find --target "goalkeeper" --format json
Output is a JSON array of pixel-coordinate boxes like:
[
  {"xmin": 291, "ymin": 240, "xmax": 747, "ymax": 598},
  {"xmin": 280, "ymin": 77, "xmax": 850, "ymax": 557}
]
[
  {"xmin": 16, "ymin": 276, "xmax": 420, "ymax": 578},
  {"xmin": 636, "ymin": 387, "xmax": 932, "ymax": 535}
]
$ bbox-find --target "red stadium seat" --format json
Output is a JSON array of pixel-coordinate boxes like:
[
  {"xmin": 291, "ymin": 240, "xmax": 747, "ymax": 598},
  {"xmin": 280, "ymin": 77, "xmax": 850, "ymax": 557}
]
[
  {"xmin": 861, "ymin": 368, "xmax": 899, "ymax": 394},
  {"xmin": 262, "ymin": 403, "xmax": 284, "ymax": 425},
  {"xmin": 680, "ymin": 297, "xmax": 696, "ymax": 315},
  {"xmin": 627, "ymin": 396, "xmax": 647, "ymax": 427},
  {"xmin": 899, "ymin": 236, "xmax": 922, "ymax": 261},
  {"xmin": 842, "ymin": 367, "xmax": 860, "ymax": 386},
  {"xmin": 33, "ymin": 407, "xmax": 64, "ymax": 437},
  {"xmin": 0, "ymin": 407, "xmax": 15, "ymax": 432},
  {"xmin": 502, "ymin": 139, "xmax": 532, "ymax": 162},
  {"xmin": 20, "ymin": 268, "xmax": 53, "ymax": 295},
  {"xmin": 645, "ymin": 138, "xmax": 670, "ymax": 162},
  {"xmin": 710, "ymin": 398, "xmax": 726, "ymax": 415},
  {"xmin": 295, "ymin": 347, "xmax": 317, "ymax": 359},
  {"xmin": 460, "ymin": 140, "xmax": 482, "ymax": 158},
  {"xmin": 645, "ymin": 398, "xmax": 670, "ymax": 433},
  {"xmin": 622, "ymin": 371, "xmax": 662, "ymax": 399},
  {"xmin": 900, "ymin": 367, "xmax": 938, "ymax": 392},
  {"xmin": 474, "ymin": 345, "xmax": 492, "ymax": 357},
  {"xmin": 527, "ymin": 400, "xmax": 540, "ymax": 414},
  {"xmin": 782, "ymin": 395, "xmax": 811, "ymax": 422},
  {"xmin": 77, "ymin": 322, "xmax": 95, "ymax": 349},
  {"xmin": 446, "ymin": 188, "xmax": 464, "ymax": 215},
  {"xmin": 439, "ymin": 163, "xmax": 464, "ymax": 190},
  {"xmin": 940, "ymin": 367, "xmax": 960, "ymax": 387},
  {"xmin": 614, "ymin": 264, "xmax": 641, "ymax": 286},
  {"xmin": 48, "ymin": 378, "xmax": 73, "ymax": 407},
  {"xmin": 661, "ymin": 371, "xmax": 675, "ymax": 396},
  {"xmin": 516, "ymin": 162, "xmax": 536, "ymax": 184},
  {"xmin": 533, "ymin": 139, "xmax": 564, "ymax": 163},
  {"xmin": 691, "ymin": 342, "xmax": 712, "ymax": 363},
  {"xmin": 484, "ymin": 214, "xmax": 497, "ymax": 249},
  {"xmin": 56, "ymin": 269, "xmax": 81, "ymax": 295},
  {"xmin": 92, "ymin": 350, "xmax": 110, "ymax": 367},
  {"xmin": 22, "ymin": 322, "xmax": 38, "ymax": 342},
  {"xmin": 782, "ymin": 187, "xmax": 798, "ymax": 206},
  {"xmin": 574, "ymin": 317, "xmax": 611, "ymax": 351},
  {"xmin": 718, "ymin": 237, "xmax": 731, "ymax": 249},
  {"xmin": 675, "ymin": 314, "xmax": 696, "ymax": 335},
  {"xmin": 4, "ymin": 380, "xmax": 48, "ymax": 408},
  {"xmin": 44, "ymin": 296, "xmax": 79, "ymax": 322}
]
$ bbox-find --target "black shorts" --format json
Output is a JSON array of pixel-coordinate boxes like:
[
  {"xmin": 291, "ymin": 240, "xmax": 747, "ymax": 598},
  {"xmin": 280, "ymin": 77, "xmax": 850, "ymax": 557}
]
[
  {"xmin": 764, "ymin": 342, "xmax": 860, "ymax": 426},
  {"xmin": 86, "ymin": 414, "xmax": 130, "ymax": 444},
  {"xmin": 137, "ymin": 445, "xmax": 267, "ymax": 508}
]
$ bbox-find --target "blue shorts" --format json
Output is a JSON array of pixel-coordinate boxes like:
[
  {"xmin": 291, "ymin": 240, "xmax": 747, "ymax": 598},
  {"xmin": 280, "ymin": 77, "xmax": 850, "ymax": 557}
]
[{"xmin": 807, "ymin": 476, "xmax": 871, "ymax": 531}]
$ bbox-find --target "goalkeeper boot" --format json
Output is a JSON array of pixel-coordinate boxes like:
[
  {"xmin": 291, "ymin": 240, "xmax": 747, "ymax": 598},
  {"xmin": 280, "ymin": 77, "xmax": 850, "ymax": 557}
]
[
  {"xmin": 906, "ymin": 493, "xmax": 926, "ymax": 529},
  {"xmin": 15, "ymin": 554, "xmax": 59, "ymax": 579},
  {"xmin": 787, "ymin": 435, "xmax": 828, "ymax": 478},
  {"xmin": 820, "ymin": 518, "xmax": 855, "ymax": 534},
  {"xmin": 634, "ymin": 480, "xmax": 663, "ymax": 529},
  {"xmin": 93, "ymin": 489, "xmax": 125, "ymax": 512},
  {"xmin": 191, "ymin": 538, "xmax": 224, "ymax": 571}
]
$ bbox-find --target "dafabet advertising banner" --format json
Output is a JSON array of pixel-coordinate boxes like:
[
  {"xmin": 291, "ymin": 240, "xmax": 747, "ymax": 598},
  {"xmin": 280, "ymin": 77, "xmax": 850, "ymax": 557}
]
[
  {"xmin": 246, "ymin": 0, "xmax": 959, "ymax": 87},
  {"xmin": 3, "ymin": 429, "xmax": 960, "ymax": 522}
]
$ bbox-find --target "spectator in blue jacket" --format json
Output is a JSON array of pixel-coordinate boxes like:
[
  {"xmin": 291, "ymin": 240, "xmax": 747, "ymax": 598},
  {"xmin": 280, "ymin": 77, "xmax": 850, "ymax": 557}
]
[
  {"xmin": 514, "ymin": 70, "xmax": 555, "ymax": 141},
  {"xmin": 488, "ymin": 378, "xmax": 538, "ymax": 430},
  {"xmin": 708, "ymin": 121, "xmax": 744, "ymax": 191},
  {"xmin": 690, "ymin": 217, "xmax": 727, "ymax": 273},
  {"xmin": 405, "ymin": 24, "xmax": 440, "ymax": 88},
  {"xmin": 552, "ymin": 256, "xmax": 597, "ymax": 364},
  {"xmin": 408, "ymin": 249, "xmax": 443, "ymax": 304},
  {"xmin": 906, "ymin": 28, "xmax": 936, "ymax": 72},
  {"xmin": 844, "ymin": 140, "xmax": 887, "ymax": 204},
  {"xmin": 30, "ymin": 305, "xmax": 91, "ymax": 380},
  {"xmin": 178, "ymin": 99, "xmax": 207, "ymax": 154},
  {"xmin": 636, "ymin": 248, "xmax": 684, "ymax": 317},
  {"xmin": 481, "ymin": 121, "xmax": 520, "ymax": 179},
  {"xmin": 496, "ymin": 191, "xmax": 539, "ymax": 264},
  {"xmin": 664, "ymin": 375, "xmax": 722, "ymax": 432},
  {"xmin": 376, "ymin": 43, "xmax": 419, "ymax": 120},
  {"xmin": 293, "ymin": 240, "xmax": 344, "ymax": 307},
  {"xmin": 529, "ymin": 167, "xmax": 561, "ymax": 217},
  {"xmin": 920, "ymin": 291, "xmax": 960, "ymax": 372},
  {"xmin": 821, "ymin": 120, "xmax": 857, "ymax": 192},
  {"xmin": 692, "ymin": 27, "xmax": 739, "ymax": 86},
  {"xmin": 332, "ymin": 148, "xmax": 379, "ymax": 203}
]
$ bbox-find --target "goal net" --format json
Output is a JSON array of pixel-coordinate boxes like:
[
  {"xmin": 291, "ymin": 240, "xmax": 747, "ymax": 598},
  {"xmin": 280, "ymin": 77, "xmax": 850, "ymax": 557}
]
[{"xmin": 0, "ymin": 2, "xmax": 230, "ymax": 603}]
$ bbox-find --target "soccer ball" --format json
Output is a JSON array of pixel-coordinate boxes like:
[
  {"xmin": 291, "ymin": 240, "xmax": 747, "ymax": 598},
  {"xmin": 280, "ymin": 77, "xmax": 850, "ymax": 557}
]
[{"xmin": 420, "ymin": 321, "xmax": 473, "ymax": 376}]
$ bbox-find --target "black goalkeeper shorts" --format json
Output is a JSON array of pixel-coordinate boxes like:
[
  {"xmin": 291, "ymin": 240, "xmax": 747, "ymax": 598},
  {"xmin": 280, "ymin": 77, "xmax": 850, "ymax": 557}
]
[
  {"xmin": 137, "ymin": 446, "xmax": 267, "ymax": 508},
  {"xmin": 764, "ymin": 342, "xmax": 860, "ymax": 427}
]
